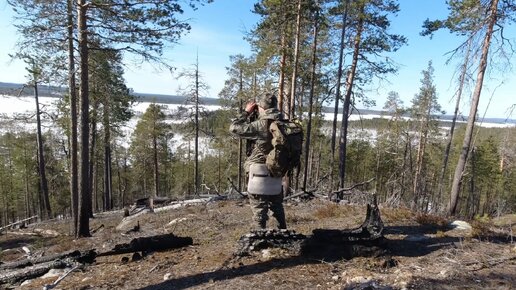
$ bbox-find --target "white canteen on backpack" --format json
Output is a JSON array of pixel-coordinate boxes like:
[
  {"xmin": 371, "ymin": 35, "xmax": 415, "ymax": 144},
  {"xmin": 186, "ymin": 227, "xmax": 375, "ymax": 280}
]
[{"xmin": 247, "ymin": 163, "xmax": 282, "ymax": 195}]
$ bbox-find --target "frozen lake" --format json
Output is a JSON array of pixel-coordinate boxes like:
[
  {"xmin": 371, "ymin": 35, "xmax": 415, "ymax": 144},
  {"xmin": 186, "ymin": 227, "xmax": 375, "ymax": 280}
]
[{"xmin": 1, "ymin": 94, "xmax": 515, "ymax": 133}]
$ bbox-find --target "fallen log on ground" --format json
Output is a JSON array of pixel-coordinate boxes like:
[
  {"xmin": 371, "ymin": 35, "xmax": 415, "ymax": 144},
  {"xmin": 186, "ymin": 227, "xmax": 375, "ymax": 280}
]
[
  {"xmin": 0, "ymin": 250, "xmax": 96, "ymax": 271},
  {"xmin": 4, "ymin": 230, "xmax": 39, "ymax": 236},
  {"xmin": 0, "ymin": 260, "xmax": 69, "ymax": 285},
  {"xmin": 0, "ymin": 232, "xmax": 193, "ymax": 287},
  {"xmin": 0, "ymin": 216, "xmax": 38, "ymax": 233},
  {"xmin": 135, "ymin": 196, "xmax": 172, "ymax": 207},
  {"xmin": 98, "ymin": 233, "xmax": 193, "ymax": 257},
  {"xmin": 4, "ymin": 228, "xmax": 60, "ymax": 238},
  {"xmin": 124, "ymin": 196, "xmax": 218, "ymax": 221},
  {"xmin": 117, "ymin": 198, "xmax": 214, "ymax": 231},
  {"xmin": 33, "ymin": 228, "xmax": 60, "ymax": 237}
]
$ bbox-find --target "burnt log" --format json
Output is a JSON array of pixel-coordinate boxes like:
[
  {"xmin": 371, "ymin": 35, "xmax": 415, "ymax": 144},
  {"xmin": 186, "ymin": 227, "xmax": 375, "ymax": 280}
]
[
  {"xmin": 0, "ymin": 250, "xmax": 96, "ymax": 271},
  {"xmin": 236, "ymin": 229, "xmax": 307, "ymax": 256},
  {"xmin": 99, "ymin": 233, "xmax": 193, "ymax": 256},
  {"xmin": 310, "ymin": 201, "xmax": 384, "ymax": 243},
  {"xmin": 0, "ymin": 260, "xmax": 69, "ymax": 285},
  {"xmin": 0, "ymin": 233, "xmax": 193, "ymax": 286},
  {"xmin": 301, "ymin": 197, "xmax": 385, "ymax": 259},
  {"xmin": 236, "ymin": 196, "xmax": 385, "ymax": 259}
]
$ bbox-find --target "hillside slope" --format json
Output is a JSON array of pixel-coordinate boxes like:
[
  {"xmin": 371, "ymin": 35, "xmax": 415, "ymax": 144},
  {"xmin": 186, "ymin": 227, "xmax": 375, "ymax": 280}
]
[{"xmin": 0, "ymin": 199, "xmax": 514, "ymax": 289}]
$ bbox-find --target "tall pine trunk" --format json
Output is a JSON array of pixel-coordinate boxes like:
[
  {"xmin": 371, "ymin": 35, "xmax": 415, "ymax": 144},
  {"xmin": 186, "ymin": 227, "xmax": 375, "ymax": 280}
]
[
  {"xmin": 116, "ymin": 152, "xmax": 122, "ymax": 209},
  {"xmin": 23, "ymin": 146, "xmax": 31, "ymax": 218},
  {"xmin": 282, "ymin": 0, "xmax": 303, "ymax": 197},
  {"xmin": 237, "ymin": 68, "xmax": 244, "ymax": 192},
  {"xmin": 330, "ymin": 0, "xmax": 349, "ymax": 190},
  {"xmin": 94, "ymin": 154, "xmax": 100, "ymax": 212},
  {"xmin": 153, "ymin": 133, "xmax": 159, "ymax": 197},
  {"xmin": 412, "ymin": 105, "xmax": 431, "ymax": 210},
  {"xmin": 449, "ymin": 0, "xmax": 499, "ymax": 216},
  {"xmin": 302, "ymin": 7, "xmax": 319, "ymax": 190},
  {"xmin": 34, "ymin": 81, "xmax": 51, "ymax": 219},
  {"xmin": 277, "ymin": 1, "xmax": 288, "ymax": 113},
  {"xmin": 338, "ymin": 5, "xmax": 364, "ymax": 192},
  {"xmin": 103, "ymin": 98, "xmax": 112, "ymax": 210},
  {"xmin": 88, "ymin": 104, "xmax": 97, "ymax": 215},
  {"xmin": 289, "ymin": 0, "xmax": 302, "ymax": 119},
  {"xmin": 77, "ymin": 0, "xmax": 90, "ymax": 237},
  {"xmin": 194, "ymin": 60, "xmax": 200, "ymax": 195},
  {"xmin": 437, "ymin": 39, "xmax": 472, "ymax": 211},
  {"xmin": 67, "ymin": 0, "xmax": 79, "ymax": 235}
]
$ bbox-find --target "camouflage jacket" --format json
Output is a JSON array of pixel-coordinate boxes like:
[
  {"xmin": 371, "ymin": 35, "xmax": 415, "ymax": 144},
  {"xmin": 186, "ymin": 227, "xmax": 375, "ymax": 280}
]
[{"xmin": 229, "ymin": 108, "xmax": 282, "ymax": 172}]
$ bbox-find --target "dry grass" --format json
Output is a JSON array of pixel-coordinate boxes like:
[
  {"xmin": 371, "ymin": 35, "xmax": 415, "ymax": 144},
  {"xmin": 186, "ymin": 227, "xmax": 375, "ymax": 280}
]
[
  {"xmin": 313, "ymin": 203, "xmax": 343, "ymax": 219},
  {"xmin": 470, "ymin": 219, "xmax": 495, "ymax": 238},
  {"xmin": 286, "ymin": 212, "xmax": 315, "ymax": 224},
  {"xmin": 379, "ymin": 206, "xmax": 414, "ymax": 223},
  {"xmin": 415, "ymin": 213, "xmax": 449, "ymax": 228},
  {"xmin": 492, "ymin": 213, "xmax": 516, "ymax": 227}
]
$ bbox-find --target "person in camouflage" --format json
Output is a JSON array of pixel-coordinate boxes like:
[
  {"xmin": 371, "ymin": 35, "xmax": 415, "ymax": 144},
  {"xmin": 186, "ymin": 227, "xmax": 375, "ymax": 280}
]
[{"xmin": 229, "ymin": 93, "xmax": 287, "ymax": 230}]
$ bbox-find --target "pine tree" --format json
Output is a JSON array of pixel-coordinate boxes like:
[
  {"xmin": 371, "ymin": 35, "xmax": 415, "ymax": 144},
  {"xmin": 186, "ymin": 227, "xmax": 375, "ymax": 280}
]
[
  {"xmin": 130, "ymin": 104, "xmax": 172, "ymax": 198},
  {"xmin": 337, "ymin": 0, "xmax": 406, "ymax": 191},
  {"xmin": 410, "ymin": 61, "xmax": 442, "ymax": 211},
  {"xmin": 176, "ymin": 56, "xmax": 210, "ymax": 195},
  {"xmin": 422, "ymin": 0, "xmax": 516, "ymax": 215}
]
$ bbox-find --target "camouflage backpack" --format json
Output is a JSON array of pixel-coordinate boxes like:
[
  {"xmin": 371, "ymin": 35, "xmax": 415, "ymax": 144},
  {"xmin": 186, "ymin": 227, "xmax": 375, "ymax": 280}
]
[{"xmin": 266, "ymin": 119, "xmax": 303, "ymax": 177}]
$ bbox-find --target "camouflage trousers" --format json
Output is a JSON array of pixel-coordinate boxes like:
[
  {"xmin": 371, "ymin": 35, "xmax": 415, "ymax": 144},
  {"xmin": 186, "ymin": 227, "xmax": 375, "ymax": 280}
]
[{"xmin": 248, "ymin": 193, "xmax": 287, "ymax": 229}]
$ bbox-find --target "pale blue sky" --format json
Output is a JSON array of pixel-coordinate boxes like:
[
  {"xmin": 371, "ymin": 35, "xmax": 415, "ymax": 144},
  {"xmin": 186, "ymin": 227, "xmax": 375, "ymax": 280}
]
[{"xmin": 0, "ymin": 0, "xmax": 515, "ymax": 119}]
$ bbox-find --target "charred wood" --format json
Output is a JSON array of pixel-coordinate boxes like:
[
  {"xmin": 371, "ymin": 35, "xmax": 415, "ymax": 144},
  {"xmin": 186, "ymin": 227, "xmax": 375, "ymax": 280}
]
[
  {"xmin": 98, "ymin": 233, "xmax": 193, "ymax": 256},
  {"xmin": 0, "ymin": 232, "xmax": 192, "ymax": 286},
  {"xmin": 0, "ymin": 260, "xmax": 68, "ymax": 285},
  {"xmin": 236, "ymin": 229, "xmax": 306, "ymax": 256},
  {"xmin": 237, "ymin": 196, "xmax": 385, "ymax": 259},
  {"xmin": 0, "ymin": 250, "xmax": 95, "ymax": 271}
]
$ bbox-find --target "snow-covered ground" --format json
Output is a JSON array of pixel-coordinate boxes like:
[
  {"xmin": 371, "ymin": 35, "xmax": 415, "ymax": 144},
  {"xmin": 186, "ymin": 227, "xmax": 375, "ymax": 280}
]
[
  {"xmin": 131, "ymin": 102, "xmax": 222, "ymax": 115},
  {"xmin": 0, "ymin": 95, "xmax": 224, "ymax": 159},
  {"xmin": 0, "ymin": 95, "xmax": 57, "ymax": 115},
  {"xmin": 1, "ymin": 95, "xmax": 514, "ymax": 157},
  {"xmin": 2, "ymin": 94, "xmax": 514, "ymax": 128}
]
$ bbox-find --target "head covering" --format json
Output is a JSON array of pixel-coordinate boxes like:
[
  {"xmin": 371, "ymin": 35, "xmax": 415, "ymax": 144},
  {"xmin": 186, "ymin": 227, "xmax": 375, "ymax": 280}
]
[{"xmin": 257, "ymin": 93, "xmax": 277, "ymax": 110}]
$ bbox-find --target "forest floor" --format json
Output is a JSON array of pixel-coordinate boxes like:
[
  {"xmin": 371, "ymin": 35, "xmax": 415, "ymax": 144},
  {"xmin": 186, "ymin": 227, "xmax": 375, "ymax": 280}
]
[{"xmin": 1, "ymin": 197, "xmax": 515, "ymax": 290}]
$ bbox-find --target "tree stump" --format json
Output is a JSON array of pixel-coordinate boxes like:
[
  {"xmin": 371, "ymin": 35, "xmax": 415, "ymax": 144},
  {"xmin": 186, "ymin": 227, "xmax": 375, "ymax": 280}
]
[
  {"xmin": 236, "ymin": 229, "xmax": 306, "ymax": 256},
  {"xmin": 236, "ymin": 197, "xmax": 386, "ymax": 260}
]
